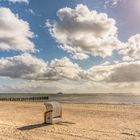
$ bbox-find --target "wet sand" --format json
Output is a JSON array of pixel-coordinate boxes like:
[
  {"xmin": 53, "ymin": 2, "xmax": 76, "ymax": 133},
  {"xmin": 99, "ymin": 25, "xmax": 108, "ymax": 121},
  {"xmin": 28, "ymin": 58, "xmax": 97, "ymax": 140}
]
[{"xmin": 0, "ymin": 102, "xmax": 139, "ymax": 140}]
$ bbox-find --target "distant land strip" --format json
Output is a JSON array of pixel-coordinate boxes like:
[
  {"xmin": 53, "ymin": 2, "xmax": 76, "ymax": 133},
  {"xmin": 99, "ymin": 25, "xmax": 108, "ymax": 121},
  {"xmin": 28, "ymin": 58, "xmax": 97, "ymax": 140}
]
[{"xmin": 0, "ymin": 96, "xmax": 49, "ymax": 101}]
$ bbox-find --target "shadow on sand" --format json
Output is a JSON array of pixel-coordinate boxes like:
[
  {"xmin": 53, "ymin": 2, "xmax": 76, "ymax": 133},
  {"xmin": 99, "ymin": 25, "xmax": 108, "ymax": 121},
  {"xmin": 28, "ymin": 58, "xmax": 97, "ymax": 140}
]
[
  {"xmin": 17, "ymin": 121, "xmax": 75, "ymax": 131},
  {"xmin": 17, "ymin": 123, "xmax": 49, "ymax": 131}
]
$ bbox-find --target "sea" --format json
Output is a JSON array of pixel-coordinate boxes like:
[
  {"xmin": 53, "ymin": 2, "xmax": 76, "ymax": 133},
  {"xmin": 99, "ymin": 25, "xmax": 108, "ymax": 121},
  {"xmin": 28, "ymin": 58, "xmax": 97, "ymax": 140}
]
[{"xmin": 0, "ymin": 93, "xmax": 140, "ymax": 105}]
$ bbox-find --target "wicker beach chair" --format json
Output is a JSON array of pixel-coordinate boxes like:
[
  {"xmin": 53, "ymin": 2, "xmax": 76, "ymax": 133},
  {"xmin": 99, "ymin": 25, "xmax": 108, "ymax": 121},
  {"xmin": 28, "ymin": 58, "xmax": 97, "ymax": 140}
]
[{"xmin": 44, "ymin": 102, "xmax": 62, "ymax": 124}]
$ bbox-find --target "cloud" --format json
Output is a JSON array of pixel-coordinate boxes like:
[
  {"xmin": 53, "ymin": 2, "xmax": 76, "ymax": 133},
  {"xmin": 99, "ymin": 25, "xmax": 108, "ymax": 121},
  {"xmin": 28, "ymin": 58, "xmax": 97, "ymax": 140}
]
[
  {"xmin": 1, "ymin": 4, "xmax": 140, "ymax": 93},
  {"xmin": 1, "ymin": 53, "xmax": 140, "ymax": 85},
  {"xmin": 119, "ymin": 34, "xmax": 140, "ymax": 61},
  {"xmin": 0, "ymin": 54, "xmax": 84, "ymax": 81},
  {"xmin": 87, "ymin": 61, "xmax": 140, "ymax": 83},
  {"xmin": 86, "ymin": 65, "xmax": 112, "ymax": 82},
  {"xmin": 7, "ymin": 0, "xmax": 29, "ymax": 4},
  {"xmin": 0, "ymin": 80, "xmax": 62, "ymax": 93},
  {"xmin": 1, "ymin": 53, "xmax": 140, "ymax": 93},
  {"xmin": 0, "ymin": 53, "xmax": 47, "ymax": 79},
  {"xmin": 106, "ymin": 61, "xmax": 140, "ymax": 83},
  {"xmin": 48, "ymin": 57, "xmax": 83, "ymax": 80},
  {"xmin": 104, "ymin": 0, "xmax": 121, "ymax": 8},
  {"xmin": 47, "ymin": 4, "xmax": 122, "ymax": 60},
  {"xmin": 48, "ymin": 58, "xmax": 140, "ymax": 85},
  {"xmin": 28, "ymin": 9, "xmax": 35, "ymax": 15},
  {"xmin": 0, "ymin": 7, "xmax": 35, "ymax": 52},
  {"xmin": 101, "ymin": 61, "xmax": 111, "ymax": 66},
  {"xmin": 31, "ymin": 56, "xmax": 83, "ymax": 81}
]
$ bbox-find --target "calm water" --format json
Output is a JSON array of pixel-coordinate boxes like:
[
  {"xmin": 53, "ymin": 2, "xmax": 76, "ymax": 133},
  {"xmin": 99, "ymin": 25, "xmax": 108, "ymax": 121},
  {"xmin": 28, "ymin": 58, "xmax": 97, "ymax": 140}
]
[{"xmin": 0, "ymin": 93, "xmax": 140, "ymax": 104}]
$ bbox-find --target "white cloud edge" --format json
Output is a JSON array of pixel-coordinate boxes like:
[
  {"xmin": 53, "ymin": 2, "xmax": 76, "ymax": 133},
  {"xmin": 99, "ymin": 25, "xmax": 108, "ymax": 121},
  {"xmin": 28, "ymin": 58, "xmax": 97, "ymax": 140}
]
[
  {"xmin": 7, "ymin": 0, "xmax": 29, "ymax": 4},
  {"xmin": 0, "ymin": 7, "xmax": 36, "ymax": 52}
]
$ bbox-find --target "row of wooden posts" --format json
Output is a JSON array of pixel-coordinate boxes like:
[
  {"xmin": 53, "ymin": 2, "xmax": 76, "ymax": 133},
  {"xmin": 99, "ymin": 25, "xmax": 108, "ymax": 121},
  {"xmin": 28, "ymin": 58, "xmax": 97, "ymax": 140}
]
[{"xmin": 0, "ymin": 96, "xmax": 49, "ymax": 101}]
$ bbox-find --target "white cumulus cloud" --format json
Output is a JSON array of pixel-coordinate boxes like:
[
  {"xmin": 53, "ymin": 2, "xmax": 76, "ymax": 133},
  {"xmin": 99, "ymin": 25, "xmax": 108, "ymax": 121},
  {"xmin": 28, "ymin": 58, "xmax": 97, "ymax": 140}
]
[
  {"xmin": 48, "ymin": 57, "xmax": 83, "ymax": 80},
  {"xmin": 0, "ymin": 7, "xmax": 35, "ymax": 52},
  {"xmin": 104, "ymin": 0, "xmax": 121, "ymax": 8},
  {"xmin": 47, "ymin": 4, "xmax": 122, "ymax": 60},
  {"xmin": 1, "ymin": 53, "xmax": 140, "ymax": 93},
  {"xmin": 0, "ymin": 54, "xmax": 84, "ymax": 81},
  {"xmin": 119, "ymin": 34, "xmax": 140, "ymax": 61},
  {"xmin": 8, "ymin": 0, "xmax": 29, "ymax": 4},
  {"xmin": 87, "ymin": 61, "xmax": 140, "ymax": 83},
  {"xmin": 0, "ymin": 53, "xmax": 47, "ymax": 79}
]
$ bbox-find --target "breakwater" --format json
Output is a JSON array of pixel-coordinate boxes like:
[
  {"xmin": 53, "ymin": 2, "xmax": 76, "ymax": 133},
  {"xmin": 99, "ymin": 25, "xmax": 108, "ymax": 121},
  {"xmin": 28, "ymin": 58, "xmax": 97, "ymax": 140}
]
[{"xmin": 0, "ymin": 96, "xmax": 49, "ymax": 101}]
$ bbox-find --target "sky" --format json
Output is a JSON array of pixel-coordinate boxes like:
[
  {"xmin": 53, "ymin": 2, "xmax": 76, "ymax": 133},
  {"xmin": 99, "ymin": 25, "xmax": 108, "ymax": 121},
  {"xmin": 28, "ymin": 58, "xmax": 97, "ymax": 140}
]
[{"xmin": 0, "ymin": 0, "xmax": 140, "ymax": 93}]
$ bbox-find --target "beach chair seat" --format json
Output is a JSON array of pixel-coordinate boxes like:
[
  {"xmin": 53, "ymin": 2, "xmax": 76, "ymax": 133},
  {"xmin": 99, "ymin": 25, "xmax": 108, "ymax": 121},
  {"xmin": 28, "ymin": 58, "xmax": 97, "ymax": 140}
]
[{"xmin": 44, "ymin": 102, "xmax": 62, "ymax": 124}]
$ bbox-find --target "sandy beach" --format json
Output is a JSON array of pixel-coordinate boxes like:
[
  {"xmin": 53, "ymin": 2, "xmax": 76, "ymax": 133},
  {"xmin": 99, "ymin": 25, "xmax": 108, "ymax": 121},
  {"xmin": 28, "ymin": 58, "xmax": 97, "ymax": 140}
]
[{"xmin": 0, "ymin": 102, "xmax": 139, "ymax": 140}]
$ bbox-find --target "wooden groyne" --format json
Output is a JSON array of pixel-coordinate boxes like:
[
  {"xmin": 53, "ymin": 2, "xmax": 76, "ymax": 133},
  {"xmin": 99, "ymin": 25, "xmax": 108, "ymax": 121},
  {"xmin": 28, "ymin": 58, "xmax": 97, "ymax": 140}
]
[{"xmin": 0, "ymin": 96, "xmax": 49, "ymax": 102}]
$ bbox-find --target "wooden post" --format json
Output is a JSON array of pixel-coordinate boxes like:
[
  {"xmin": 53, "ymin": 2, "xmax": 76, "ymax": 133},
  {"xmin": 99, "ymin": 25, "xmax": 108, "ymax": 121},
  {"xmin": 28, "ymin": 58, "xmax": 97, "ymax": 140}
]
[{"xmin": 44, "ymin": 111, "xmax": 47, "ymax": 124}]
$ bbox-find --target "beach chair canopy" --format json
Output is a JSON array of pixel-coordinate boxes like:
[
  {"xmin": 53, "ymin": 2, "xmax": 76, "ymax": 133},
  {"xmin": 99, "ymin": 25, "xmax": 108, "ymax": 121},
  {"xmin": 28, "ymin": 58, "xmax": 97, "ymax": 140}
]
[{"xmin": 44, "ymin": 102, "xmax": 62, "ymax": 124}]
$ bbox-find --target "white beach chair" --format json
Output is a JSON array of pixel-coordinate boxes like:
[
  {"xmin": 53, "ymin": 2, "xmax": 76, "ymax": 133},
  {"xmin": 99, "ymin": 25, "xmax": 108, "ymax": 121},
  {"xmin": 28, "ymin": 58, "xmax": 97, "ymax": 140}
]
[{"xmin": 44, "ymin": 102, "xmax": 62, "ymax": 124}]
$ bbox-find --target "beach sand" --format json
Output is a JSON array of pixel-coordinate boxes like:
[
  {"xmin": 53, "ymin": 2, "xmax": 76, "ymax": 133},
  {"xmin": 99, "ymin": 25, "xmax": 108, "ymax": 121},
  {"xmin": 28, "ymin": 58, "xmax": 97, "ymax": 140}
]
[{"xmin": 0, "ymin": 102, "xmax": 139, "ymax": 140}]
